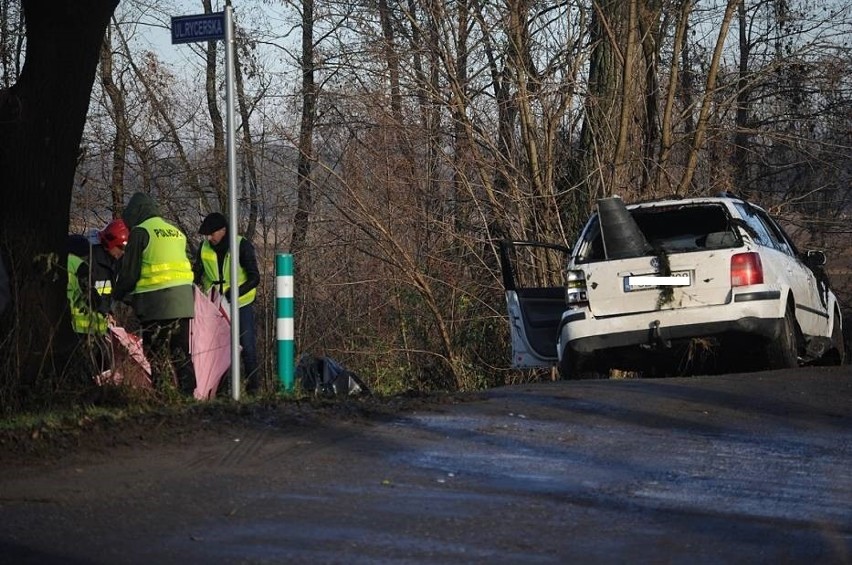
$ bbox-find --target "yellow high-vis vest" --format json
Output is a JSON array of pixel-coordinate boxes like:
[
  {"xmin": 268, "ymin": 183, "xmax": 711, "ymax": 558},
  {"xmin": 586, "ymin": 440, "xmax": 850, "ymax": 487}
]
[
  {"xmin": 199, "ymin": 236, "xmax": 256, "ymax": 307},
  {"xmin": 132, "ymin": 218, "xmax": 193, "ymax": 294},
  {"xmin": 67, "ymin": 254, "xmax": 108, "ymax": 335}
]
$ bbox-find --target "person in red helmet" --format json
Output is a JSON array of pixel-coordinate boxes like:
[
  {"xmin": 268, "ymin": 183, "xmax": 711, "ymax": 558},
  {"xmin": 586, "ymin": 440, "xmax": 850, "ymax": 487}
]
[
  {"xmin": 99, "ymin": 218, "xmax": 130, "ymax": 262},
  {"xmin": 66, "ymin": 218, "xmax": 129, "ymax": 335}
]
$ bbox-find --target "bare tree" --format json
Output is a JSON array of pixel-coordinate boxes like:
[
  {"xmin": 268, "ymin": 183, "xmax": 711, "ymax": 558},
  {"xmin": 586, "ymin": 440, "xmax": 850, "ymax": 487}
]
[
  {"xmin": 202, "ymin": 0, "xmax": 227, "ymax": 210},
  {"xmin": 0, "ymin": 0, "xmax": 24, "ymax": 88},
  {"xmin": 233, "ymin": 28, "xmax": 265, "ymax": 237},
  {"xmin": 0, "ymin": 0, "xmax": 118, "ymax": 409},
  {"xmin": 99, "ymin": 23, "xmax": 129, "ymax": 214},
  {"xmin": 289, "ymin": 0, "xmax": 316, "ymax": 260}
]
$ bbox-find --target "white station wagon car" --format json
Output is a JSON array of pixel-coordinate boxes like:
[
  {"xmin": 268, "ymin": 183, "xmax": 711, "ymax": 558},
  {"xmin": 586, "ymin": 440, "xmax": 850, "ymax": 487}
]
[{"xmin": 499, "ymin": 194, "xmax": 846, "ymax": 378}]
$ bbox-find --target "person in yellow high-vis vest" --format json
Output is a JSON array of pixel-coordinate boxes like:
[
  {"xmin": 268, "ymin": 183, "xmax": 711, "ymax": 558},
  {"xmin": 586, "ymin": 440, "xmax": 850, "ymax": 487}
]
[
  {"xmin": 193, "ymin": 212, "xmax": 261, "ymax": 394},
  {"xmin": 66, "ymin": 219, "xmax": 129, "ymax": 337},
  {"xmin": 112, "ymin": 192, "xmax": 195, "ymax": 394},
  {"xmin": 67, "ymin": 250, "xmax": 109, "ymax": 335}
]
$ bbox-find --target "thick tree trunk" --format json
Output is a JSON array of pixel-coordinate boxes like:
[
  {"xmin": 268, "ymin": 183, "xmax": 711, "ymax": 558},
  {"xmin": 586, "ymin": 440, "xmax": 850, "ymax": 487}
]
[
  {"xmin": 580, "ymin": 0, "xmax": 652, "ymax": 201},
  {"xmin": 0, "ymin": 0, "xmax": 117, "ymax": 407},
  {"xmin": 579, "ymin": 0, "xmax": 626, "ymax": 202}
]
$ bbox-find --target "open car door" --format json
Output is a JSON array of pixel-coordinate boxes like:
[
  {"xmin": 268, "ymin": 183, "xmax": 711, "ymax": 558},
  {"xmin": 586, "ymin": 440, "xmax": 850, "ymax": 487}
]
[{"xmin": 498, "ymin": 240, "xmax": 572, "ymax": 368}]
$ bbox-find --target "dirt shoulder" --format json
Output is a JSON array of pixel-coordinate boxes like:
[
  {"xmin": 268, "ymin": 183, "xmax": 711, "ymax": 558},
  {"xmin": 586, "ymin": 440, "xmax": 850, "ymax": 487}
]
[{"xmin": 0, "ymin": 391, "xmax": 478, "ymax": 469}]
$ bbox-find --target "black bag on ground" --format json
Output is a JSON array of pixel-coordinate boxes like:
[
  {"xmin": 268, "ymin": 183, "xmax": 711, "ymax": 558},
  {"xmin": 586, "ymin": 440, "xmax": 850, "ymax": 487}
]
[{"xmin": 296, "ymin": 354, "xmax": 370, "ymax": 397}]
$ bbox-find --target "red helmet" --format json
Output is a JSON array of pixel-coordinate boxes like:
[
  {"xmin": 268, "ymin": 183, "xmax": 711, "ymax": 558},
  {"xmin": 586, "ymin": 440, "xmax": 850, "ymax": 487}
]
[{"xmin": 99, "ymin": 219, "xmax": 129, "ymax": 251}]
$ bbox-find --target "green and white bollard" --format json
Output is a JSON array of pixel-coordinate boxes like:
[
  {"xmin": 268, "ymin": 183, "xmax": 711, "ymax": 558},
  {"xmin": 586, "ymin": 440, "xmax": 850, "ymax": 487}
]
[{"xmin": 276, "ymin": 253, "xmax": 295, "ymax": 392}]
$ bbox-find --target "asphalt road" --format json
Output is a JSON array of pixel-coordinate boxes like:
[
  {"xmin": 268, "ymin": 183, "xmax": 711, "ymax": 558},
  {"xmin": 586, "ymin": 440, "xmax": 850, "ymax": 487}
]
[{"xmin": 1, "ymin": 366, "xmax": 850, "ymax": 564}]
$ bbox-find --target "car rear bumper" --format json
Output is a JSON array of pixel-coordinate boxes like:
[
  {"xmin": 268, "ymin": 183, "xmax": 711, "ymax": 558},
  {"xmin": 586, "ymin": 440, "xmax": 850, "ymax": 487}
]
[{"xmin": 558, "ymin": 290, "xmax": 785, "ymax": 356}]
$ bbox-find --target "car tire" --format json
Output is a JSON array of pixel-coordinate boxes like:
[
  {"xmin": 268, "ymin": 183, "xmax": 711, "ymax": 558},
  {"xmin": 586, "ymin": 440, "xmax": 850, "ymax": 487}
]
[{"xmin": 767, "ymin": 306, "xmax": 799, "ymax": 370}]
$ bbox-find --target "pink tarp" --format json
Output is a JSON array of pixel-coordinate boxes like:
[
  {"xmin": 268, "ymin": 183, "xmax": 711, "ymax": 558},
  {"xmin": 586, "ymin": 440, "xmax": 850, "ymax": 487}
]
[
  {"xmin": 95, "ymin": 287, "xmax": 233, "ymax": 400},
  {"xmin": 190, "ymin": 286, "xmax": 232, "ymax": 400},
  {"xmin": 96, "ymin": 325, "xmax": 153, "ymax": 389}
]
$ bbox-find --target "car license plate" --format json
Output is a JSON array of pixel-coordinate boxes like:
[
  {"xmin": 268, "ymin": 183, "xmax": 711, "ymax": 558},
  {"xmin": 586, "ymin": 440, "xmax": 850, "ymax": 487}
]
[{"xmin": 623, "ymin": 271, "xmax": 691, "ymax": 292}]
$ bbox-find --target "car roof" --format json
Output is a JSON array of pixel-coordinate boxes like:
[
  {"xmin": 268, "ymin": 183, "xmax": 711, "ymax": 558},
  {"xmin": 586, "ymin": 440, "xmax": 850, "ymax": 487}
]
[{"xmin": 622, "ymin": 195, "xmax": 765, "ymax": 214}]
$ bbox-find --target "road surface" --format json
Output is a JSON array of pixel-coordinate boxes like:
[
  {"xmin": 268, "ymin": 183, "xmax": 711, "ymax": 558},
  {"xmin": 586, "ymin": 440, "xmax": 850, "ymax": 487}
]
[{"xmin": 1, "ymin": 366, "xmax": 850, "ymax": 564}]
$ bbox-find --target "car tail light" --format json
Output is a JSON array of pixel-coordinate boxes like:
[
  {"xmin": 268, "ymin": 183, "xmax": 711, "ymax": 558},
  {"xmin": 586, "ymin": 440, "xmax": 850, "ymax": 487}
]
[
  {"xmin": 730, "ymin": 252, "xmax": 763, "ymax": 286},
  {"xmin": 565, "ymin": 269, "xmax": 588, "ymax": 306}
]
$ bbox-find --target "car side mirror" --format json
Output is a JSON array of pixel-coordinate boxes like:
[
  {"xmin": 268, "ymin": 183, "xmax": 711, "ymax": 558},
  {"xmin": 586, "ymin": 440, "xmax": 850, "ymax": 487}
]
[{"xmin": 804, "ymin": 250, "xmax": 826, "ymax": 267}]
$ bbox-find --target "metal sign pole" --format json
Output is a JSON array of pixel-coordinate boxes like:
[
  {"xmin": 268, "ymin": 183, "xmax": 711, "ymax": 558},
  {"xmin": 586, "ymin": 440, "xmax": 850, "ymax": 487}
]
[{"xmin": 224, "ymin": 2, "xmax": 241, "ymax": 400}]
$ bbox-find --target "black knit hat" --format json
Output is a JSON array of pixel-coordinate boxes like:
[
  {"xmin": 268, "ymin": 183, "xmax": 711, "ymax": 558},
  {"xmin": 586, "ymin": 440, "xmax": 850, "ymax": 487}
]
[{"xmin": 199, "ymin": 212, "xmax": 227, "ymax": 235}]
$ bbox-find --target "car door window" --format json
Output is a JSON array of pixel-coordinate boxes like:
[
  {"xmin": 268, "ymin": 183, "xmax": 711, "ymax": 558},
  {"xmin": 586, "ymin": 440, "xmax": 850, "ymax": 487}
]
[
  {"xmin": 752, "ymin": 211, "xmax": 796, "ymax": 256},
  {"xmin": 757, "ymin": 211, "xmax": 798, "ymax": 257},
  {"xmin": 734, "ymin": 203, "xmax": 775, "ymax": 248},
  {"xmin": 573, "ymin": 217, "xmax": 605, "ymax": 264}
]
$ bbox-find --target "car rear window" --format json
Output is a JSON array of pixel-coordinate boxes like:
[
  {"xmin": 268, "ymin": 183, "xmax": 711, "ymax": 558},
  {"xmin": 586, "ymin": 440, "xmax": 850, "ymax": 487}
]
[{"xmin": 575, "ymin": 203, "xmax": 740, "ymax": 263}]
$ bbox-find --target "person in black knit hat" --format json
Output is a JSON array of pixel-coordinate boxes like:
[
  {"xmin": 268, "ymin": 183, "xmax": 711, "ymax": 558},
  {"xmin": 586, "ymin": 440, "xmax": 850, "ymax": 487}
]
[{"xmin": 193, "ymin": 212, "xmax": 262, "ymax": 394}]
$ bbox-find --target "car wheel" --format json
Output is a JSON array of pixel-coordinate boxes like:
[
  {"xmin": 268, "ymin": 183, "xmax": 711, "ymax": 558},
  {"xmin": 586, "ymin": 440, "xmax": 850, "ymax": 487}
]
[{"xmin": 767, "ymin": 306, "xmax": 799, "ymax": 370}]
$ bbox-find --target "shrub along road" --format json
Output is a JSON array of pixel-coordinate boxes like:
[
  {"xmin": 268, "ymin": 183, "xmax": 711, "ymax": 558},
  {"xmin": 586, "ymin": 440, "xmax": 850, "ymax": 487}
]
[{"xmin": 0, "ymin": 366, "xmax": 850, "ymax": 564}]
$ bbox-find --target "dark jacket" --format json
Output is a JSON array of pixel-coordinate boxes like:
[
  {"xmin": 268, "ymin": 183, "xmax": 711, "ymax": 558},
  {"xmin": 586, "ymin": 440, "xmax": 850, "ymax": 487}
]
[
  {"xmin": 192, "ymin": 235, "xmax": 260, "ymax": 301},
  {"xmin": 113, "ymin": 192, "xmax": 194, "ymax": 321},
  {"xmin": 68, "ymin": 238, "xmax": 120, "ymax": 315}
]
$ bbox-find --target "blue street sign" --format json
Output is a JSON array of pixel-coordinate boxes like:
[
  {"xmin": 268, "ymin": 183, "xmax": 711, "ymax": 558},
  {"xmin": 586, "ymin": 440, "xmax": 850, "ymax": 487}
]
[{"xmin": 171, "ymin": 12, "xmax": 225, "ymax": 44}]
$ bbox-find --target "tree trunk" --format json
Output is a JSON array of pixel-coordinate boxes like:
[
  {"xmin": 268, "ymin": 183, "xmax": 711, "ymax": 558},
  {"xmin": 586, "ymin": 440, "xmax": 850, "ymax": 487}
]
[
  {"xmin": 0, "ymin": 0, "xmax": 24, "ymax": 88},
  {"xmin": 233, "ymin": 36, "xmax": 259, "ymax": 238},
  {"xmin": 203, "ymin": 0, "xmax": 226, "ymax": 211},
  {"xmin": 0, "ymin": 0, "xmax": 118, "ymax": 408},
  {"xmin": 290, "ymin": 0, "xmax": 315, "ymax": 260},
  {"xmin": 733, "ymin": 0, "xmax": 751, "ymax": 198},
  {"xmin": 677, "ymin": 0, "xmax": 741, "ymax": 195},
  {"xmin": 656, "ymin": 0, "xmax": 692, "ymax": 195},
  {"xmin": 638, "ymin": 1, "xmax": 662, "ymax": 195},
  {"xmin": 100, "ymin": 24, "xmax": 127, "ymax": 215},
  {"xmin": 579, "ymin": 0, "xmax": 627, "ymax": 201},
  {"xmin": 378, "ymin": 0, "xmax": 402, "ymax": 121}
]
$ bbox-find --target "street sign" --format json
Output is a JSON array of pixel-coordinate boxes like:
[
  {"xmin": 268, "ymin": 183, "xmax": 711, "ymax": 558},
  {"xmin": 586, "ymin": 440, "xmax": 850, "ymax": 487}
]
[{"xmin": 171, "ymin": 12, "xmax": 225, "ymax": 44}]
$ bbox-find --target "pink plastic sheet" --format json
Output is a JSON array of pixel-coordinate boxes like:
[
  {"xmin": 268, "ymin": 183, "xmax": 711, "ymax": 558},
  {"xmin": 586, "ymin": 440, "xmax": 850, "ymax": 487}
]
[
  {"xmin": 95, "ymin": 289, "xmax": 232, "ymax": 400},
  {"xmin": 190, "ymin": 286, "xmax": 232, "ymax": 400},
  {"xmin": 96, "ymin": 325, "xmax": 153, "ymax": 389}
]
